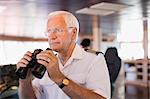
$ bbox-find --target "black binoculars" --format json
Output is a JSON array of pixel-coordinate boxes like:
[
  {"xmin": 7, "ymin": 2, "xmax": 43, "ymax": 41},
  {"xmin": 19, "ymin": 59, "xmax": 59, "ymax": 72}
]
[{"xmin": 16, "ymin": 48, "xmax": 50, "ymax": 79}]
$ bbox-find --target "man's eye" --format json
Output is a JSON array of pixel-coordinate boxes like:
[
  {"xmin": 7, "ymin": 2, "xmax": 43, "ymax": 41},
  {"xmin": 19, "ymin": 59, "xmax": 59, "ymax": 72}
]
[
  {"xmin": 55, "ymin": 29, "xmax": 59, "ymax": 32},
  {"xmin": 48, "ymin": 29, "xmax": 52, "ymax": 33},
  {"xmin": 56, "ymin": 29, "xmax": 61, "ymax": 32}
]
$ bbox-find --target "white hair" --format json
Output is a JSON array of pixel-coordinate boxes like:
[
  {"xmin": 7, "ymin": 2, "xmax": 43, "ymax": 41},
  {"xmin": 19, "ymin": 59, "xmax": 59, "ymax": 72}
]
[{"xmin": 48, "ymin": 11, "xmax": 79, "ymax": 42}]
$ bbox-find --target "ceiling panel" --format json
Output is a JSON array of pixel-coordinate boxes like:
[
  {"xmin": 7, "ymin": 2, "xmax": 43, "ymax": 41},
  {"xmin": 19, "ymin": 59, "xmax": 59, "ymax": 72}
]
[{"xmin": 0, "ymin": 0, "xmax": 149, "ymax": 39}]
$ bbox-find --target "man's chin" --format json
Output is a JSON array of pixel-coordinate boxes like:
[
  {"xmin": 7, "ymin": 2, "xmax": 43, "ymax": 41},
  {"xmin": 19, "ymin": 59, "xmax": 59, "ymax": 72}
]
[{"xmin": 50, "ymin": 47, "xmax": 59, "ymax": 52}]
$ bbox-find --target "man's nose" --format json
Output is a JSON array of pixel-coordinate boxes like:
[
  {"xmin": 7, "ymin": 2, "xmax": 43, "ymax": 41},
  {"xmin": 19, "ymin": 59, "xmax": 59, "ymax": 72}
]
[{"xmin": 49, "ymin": 32, "xmax": 57, "ymax": 39}]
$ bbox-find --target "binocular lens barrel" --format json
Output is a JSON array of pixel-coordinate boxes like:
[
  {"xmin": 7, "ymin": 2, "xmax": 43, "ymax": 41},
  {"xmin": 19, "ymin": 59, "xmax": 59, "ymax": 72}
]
[
  {"xmin": 15, "ymin": 67, "xmax": 28, "ymax": 79},
  {"xmin": 32, "ymin": 65, "xmax": 46, "ymax": 79}
]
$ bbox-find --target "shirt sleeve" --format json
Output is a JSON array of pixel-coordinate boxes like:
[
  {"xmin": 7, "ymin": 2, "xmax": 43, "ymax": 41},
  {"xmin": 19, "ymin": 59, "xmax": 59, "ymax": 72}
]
[
  {"xmin": 32, "ymin": 78, "xmax": 45, "ymax": 99},
  {"xmin": 85, "ymin": 54, "xmax": 111, "ymax": 99}
]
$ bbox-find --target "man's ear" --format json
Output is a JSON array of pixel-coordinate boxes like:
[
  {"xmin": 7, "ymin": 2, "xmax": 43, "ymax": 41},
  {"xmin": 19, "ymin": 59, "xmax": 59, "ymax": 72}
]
[{"xmin": 71, "ymin": 27, "xmax": 77, "ymax": 40}]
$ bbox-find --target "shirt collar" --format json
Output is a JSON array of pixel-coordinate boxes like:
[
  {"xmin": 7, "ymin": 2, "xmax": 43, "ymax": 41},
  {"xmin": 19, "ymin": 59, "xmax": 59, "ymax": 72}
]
[
  {"xmin": 57, "ymin": 44, "xmax": 84, "ymax": 70},
  {"xmin": 71, "ymin": 44, "xmax": 84, "ymax": 60}
]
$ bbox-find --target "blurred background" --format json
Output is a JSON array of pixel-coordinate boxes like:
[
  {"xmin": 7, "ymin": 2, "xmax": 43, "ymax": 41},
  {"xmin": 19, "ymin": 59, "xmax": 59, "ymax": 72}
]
[{"xmin": 0, "ymin": 0, "xmax": 149, "ymax": 99}]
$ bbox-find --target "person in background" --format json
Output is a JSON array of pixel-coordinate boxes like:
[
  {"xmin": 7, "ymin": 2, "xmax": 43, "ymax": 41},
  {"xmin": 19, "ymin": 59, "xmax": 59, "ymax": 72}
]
[
  {"xmin": 16, "ymin": 11, "xmax": 110, "ymax": 99},
  {"xmin": 80, "ymin": 38, "xmax": 102, "ymax": 55},
  {"xmin": 80, "ymin": 38, "xmax": 91, "ymax": 50},
  {"xmin": 0, "ymin": 83, "xmax": 6, "ymax": 93}
]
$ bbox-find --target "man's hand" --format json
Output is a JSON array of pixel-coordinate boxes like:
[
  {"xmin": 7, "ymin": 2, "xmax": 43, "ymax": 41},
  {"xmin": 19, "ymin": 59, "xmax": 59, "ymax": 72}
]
[
  {"xmin": 36, "ymin": 50, "xmax": 64, "ymax": 83},
  {"xmin": 16, "ymin": 51, "xmax": 33, "ymax": 80}
]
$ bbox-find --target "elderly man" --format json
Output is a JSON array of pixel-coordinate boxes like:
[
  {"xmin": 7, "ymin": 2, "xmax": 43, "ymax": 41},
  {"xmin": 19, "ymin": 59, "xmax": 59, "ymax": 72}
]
[{"xmin": 16, "ymin": 11, "xmax": 110, "ymax": 99}]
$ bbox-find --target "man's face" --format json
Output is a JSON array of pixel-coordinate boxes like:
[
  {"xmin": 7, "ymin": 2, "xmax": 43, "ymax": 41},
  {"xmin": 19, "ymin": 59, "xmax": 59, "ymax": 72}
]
[{"xmin": 46, "ymin": 16, "xmax": 73, "ymax": 52}]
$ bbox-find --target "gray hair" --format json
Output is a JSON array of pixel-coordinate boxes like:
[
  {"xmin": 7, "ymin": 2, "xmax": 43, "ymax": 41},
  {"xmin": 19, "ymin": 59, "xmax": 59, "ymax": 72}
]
[{"xmin": 48, "ymin": 11, "xmax": 79, "ymax": 42}]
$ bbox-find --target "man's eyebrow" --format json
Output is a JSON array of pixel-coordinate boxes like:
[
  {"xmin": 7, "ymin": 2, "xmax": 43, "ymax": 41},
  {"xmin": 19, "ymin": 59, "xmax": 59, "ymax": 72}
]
[{"xmin": 47, "ymin": 27, "xmax": 59, "ymax": 30}]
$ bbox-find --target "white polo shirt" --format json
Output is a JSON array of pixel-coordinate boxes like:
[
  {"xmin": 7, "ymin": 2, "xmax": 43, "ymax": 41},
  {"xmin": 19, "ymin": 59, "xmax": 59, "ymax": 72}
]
[{"xmin": 32, "ymin": 44, "xmax": 110, "ymax": 99}]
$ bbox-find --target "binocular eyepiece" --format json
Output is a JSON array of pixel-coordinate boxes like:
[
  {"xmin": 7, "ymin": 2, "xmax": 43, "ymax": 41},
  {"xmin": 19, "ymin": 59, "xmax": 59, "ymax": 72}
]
[{"xmin": 16, "ymin": 48, "xmax": 51, "ymax": 79}]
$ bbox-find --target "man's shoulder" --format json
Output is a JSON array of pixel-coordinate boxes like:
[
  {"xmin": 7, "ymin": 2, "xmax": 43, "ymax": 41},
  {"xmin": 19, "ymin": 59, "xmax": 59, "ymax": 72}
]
[
  {"xmin": 84, "ymin": 49, "xmax": 104, "ymax": 55},
  {"xmin": 82, "ymin": 49, "xmax": 105, "ymax": 63}
]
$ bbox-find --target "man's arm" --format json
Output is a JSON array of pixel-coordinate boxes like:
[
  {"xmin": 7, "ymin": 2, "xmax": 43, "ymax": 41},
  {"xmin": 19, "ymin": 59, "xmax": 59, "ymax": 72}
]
[
  {"xmin": 53, "ymin": 75, "xmax": 106, "ymax": 99},
  {"xmin": 16, "ymin": 51, "xmax": 37, "ymax": 99},
  {"xmin": 19, "ymin": 79, "xmax": 37, "ymax": 99}
]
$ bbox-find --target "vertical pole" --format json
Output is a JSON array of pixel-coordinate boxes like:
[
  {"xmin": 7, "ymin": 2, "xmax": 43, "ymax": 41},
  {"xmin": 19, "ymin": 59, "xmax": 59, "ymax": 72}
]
[
  {"xmin": 143, "ymin": 19, "xmax": 149, "ymax": 99},
  {"xmin": 143, "ymin": 19, "xmax": 148, "ymax": 82},
  {"xmin": 92, "ymin": 16, "xmax": 101, "ymax": 51}
]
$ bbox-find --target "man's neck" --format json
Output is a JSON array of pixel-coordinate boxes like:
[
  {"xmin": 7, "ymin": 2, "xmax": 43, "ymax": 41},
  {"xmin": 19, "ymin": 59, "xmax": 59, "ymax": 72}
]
[{"xmin": 58, "ymin": 43, "xmax": 76, "ymax": 65}]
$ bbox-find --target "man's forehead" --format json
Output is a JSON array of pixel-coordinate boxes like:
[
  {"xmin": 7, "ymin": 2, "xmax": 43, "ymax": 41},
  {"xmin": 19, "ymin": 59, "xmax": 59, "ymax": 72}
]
[
  {"xmin": 48, "ymin": 15, "xmax": 64, "ymax": 21},
  {"xmin": 47, "ymin": 15, "xmax": 67, "ymax": 27}
]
